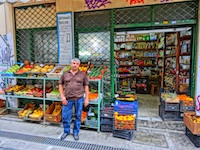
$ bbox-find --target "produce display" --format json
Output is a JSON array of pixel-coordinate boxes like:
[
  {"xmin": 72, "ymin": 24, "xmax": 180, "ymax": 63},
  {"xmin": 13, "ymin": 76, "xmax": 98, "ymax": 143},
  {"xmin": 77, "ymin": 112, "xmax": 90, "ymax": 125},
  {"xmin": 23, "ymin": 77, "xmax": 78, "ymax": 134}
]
[
  {"xmin": 29, "ymin": 107, "xmax": 44, "ymax": 119},
  {"xmin": 89, "ymin": 92, "xmax": 98, "ymax": 101},
  {"xmin": 53, "ymin": 67, "xmax": 63, "ymax": 73},
  {"xmin": 5, "ymin": 85, "xmax": 25, "ymax": 94},
  {"xmin": 52, "ymin": 103, "xmax": 62, "ymax": 116},
  {"xmin": 19, "ymin": 108, "xmax": 34, "ymax": 117},
  {"xmin": 186, "ymin": 113, "xmax": 200, "ymax": 123},
  {"xmin": 161, "ymin": 92, "xmax": 180, "ymax": 103},
  {"xmin": 81, "ymin": 111, "xmax": 88, "ymax": 123},
  {"xmin": 15, "ymin": 60, "xmax": 34, "ymax": 75},
  {"xmin": 30, "ymin": 64, "xmax": 54, "ymax": 73},
  {"xmin": 1, "ymin": 64, "xmax": 21, "ymax": 75},
  {"xmin": 116, "ymin": 89, "xmax": 137, "ymax": 101},
  {"xmin": 114, "ymin": 112, "xmax": 136, "ymax": 130},
  {"xmin": 178, "ymin": 94, "xmax": 193, "ymax": 101},
  {"xmin": 87, "ymin": 66, "xmax": 106, "ymax": 79}
]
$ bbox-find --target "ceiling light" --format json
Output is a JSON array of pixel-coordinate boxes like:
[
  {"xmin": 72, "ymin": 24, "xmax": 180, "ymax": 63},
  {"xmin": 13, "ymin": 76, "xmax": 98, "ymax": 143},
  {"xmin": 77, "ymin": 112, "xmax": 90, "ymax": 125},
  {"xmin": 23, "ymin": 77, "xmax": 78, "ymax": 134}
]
[
  {"xmin": 0, "ymin": 0, "xmax": 6, "ymax": 5},
  {"xmin": 7, "ymin": 0, "xmax": 18, "ymax": 3},
  {"xmin": 19, "ymin": 0, "xmax": 30, "ymax": 3}
]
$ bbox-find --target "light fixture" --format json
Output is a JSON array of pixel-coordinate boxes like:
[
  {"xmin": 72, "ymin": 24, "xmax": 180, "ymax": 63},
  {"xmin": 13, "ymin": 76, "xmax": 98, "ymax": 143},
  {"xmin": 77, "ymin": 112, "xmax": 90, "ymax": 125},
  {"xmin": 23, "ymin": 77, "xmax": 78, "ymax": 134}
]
[
  {"xmin": 0, "ymin": 0, "xmax": 6, "ymax": 5},
  {"xmin": 7, "ymin": 0, "xmax": 18, "ymax": 3},
  {"xmin": 127, "ymin": 27, "xmax": 191, "ymax": 34},
  {"xmin": 0, "ymin": 0, "xmax": 31, "ymax": 4},
  {"xmin": 19, "ymin": 0, "xmax": 30, "ymax": 3}
]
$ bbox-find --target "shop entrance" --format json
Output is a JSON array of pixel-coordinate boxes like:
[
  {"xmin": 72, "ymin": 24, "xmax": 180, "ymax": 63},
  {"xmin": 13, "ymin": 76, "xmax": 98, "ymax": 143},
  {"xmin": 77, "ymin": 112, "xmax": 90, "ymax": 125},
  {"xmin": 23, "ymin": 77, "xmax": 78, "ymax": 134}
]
[{"xmin": 114, "ymin": 26, "xmax": 194, "ymax": 120}]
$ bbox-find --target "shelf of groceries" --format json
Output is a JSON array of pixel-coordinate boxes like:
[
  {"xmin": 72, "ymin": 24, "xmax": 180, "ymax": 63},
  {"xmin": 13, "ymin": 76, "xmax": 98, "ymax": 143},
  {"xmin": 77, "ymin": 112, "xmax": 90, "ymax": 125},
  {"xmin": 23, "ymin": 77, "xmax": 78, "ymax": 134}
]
[{"xmin": 0, "ymin": 61, "xmax": 106, "ymax": 132}]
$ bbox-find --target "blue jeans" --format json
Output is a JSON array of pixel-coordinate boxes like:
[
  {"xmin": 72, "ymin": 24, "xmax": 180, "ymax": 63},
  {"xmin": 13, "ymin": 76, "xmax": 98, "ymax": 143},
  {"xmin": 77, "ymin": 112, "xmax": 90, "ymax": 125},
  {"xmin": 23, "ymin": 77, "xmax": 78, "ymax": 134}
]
[{"xmin": 62, "ymin": 97, "xmax": 84, "ymax": 135}]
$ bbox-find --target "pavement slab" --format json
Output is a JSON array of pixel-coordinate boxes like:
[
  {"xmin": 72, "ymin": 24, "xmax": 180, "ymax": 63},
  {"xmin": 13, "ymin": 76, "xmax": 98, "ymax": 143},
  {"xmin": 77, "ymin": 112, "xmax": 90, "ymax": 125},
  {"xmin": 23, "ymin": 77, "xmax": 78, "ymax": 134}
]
[{"xmin": 133, "ymin": 131, "xmax": 168, "ymax": 148}]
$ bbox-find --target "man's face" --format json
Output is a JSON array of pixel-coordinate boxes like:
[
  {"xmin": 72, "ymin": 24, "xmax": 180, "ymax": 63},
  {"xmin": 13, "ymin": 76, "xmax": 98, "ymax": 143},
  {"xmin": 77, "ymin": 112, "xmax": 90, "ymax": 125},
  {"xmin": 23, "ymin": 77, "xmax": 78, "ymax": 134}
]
[{"xmin": 71, "ymin": 60, "xmax": 80, "ymax": 70}]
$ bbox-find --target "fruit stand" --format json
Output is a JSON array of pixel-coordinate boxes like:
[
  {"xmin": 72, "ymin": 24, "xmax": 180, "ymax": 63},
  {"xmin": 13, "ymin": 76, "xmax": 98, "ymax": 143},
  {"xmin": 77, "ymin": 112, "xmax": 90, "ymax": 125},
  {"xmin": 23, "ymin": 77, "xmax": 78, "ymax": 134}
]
[{"xmin": 0, "ymin": 62, "xmax": 105, "ymax": 132}]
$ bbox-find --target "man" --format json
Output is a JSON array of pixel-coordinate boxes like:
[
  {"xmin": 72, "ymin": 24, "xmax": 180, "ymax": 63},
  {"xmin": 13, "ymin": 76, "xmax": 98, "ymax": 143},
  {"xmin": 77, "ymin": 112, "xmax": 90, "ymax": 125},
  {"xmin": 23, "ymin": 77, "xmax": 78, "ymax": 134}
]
[{"xmin": 59, "ymin": 58, "xmax": 89, "ymax": 141}]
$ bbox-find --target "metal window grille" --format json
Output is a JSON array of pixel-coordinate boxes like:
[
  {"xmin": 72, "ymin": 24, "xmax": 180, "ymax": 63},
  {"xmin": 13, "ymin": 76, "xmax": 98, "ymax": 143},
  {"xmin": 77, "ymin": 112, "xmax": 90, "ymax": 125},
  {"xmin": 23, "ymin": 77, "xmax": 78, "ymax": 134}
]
[
  {"xmin": 14, "ymin": 4, "xmax": 57, "ymax": 63},
  {"xmin": 74, "ymin": 10, "xmax": 112, "ymax": 102}
]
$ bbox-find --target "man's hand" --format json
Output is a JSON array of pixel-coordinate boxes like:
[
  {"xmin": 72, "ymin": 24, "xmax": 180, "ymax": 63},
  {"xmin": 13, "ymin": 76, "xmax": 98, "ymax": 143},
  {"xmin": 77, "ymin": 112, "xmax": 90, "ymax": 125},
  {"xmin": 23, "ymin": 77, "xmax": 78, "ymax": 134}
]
[
  {"xmin": 61, "ymin": 96, "xmax": 68, "ymax": 105},
  {"xmin": 84, "ymin": 99, "xmax": 89, "ymax": 107}
]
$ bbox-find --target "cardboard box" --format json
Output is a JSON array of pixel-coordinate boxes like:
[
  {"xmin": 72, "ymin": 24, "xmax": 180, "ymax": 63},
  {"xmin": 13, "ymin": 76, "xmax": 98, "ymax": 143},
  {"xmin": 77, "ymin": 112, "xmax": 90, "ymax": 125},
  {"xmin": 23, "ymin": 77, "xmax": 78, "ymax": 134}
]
[
  {"xmin": 44, "ymin": 102, "xmax": 62, "ymax": 122},
  {"xmin": 0, "ymin": 99, "xmax": 5, "ymax": 107},
  {"xmin": 0, "ymin": 107, "xmax": 6, "ymax": 115},
  {"xmin": 184, "ymin": 111, "xmax": 200, "ymax": 134}
]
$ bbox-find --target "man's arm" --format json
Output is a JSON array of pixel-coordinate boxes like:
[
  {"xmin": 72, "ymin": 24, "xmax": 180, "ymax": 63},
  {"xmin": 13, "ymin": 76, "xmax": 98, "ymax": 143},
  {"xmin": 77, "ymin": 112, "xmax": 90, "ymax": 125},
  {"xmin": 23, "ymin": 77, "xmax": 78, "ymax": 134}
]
[
  {"xmin": 84, "ymin": 85, "xmax": 89, "ymax": 107},
  {"xmin": 59, "ymin": 84, "xmax": 67, "ymax": 105}
]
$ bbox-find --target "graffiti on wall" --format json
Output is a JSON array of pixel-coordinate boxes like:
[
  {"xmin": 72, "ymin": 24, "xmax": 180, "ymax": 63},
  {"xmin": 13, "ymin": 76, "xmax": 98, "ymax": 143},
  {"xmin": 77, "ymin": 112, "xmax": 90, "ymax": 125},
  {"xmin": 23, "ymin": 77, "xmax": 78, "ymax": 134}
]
[
  {"xmin": 85, "ymin": 0, "xmax": 112, "ymax": 9},
  {"xmin": 126, "ymin": 0, "xmax": 144, "ymax": 5},
  {"xmin": 0, "ymin": 33, "xmax": 15, "ymax": 100}
]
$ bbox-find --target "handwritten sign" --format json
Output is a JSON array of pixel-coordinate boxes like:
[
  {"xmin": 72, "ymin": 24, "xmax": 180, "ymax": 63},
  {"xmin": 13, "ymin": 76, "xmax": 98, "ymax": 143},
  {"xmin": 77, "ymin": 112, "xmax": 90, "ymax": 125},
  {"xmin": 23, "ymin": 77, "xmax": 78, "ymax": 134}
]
[
  {"xmin": 85, "ymin": 0, "xmax": 111, "ymax": 9},
  {"xmin": 57, "ymin": 12, "xmax": 73, "ymax": 64}
]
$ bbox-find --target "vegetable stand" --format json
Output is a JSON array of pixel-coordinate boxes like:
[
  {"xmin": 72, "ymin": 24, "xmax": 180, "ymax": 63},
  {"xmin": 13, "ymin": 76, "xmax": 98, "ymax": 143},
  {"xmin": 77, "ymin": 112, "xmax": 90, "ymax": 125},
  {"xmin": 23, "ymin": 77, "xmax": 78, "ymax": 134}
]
[{"xmin": 1, "ymin": 76, "xmax": 103, "ymax": 132}]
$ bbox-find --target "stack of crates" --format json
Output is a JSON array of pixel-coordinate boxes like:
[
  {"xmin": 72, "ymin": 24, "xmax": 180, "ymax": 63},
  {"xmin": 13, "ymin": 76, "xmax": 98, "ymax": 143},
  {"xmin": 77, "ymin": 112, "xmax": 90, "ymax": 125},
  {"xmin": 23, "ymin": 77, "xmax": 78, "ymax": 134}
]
[
  {"xmin": 100, "ymin": 104, "xmax": 114, "ymax": 132},
  {"xmin": 113, "ymin": 100, "xmax": 138, "ymax": 140},
  {"xmin": 179, "ymin": 100, "xmax": 195, "ymax": 120},
  {"xmin": 159, "ymin": 100, "xmax": 181, "ymax": 121}
]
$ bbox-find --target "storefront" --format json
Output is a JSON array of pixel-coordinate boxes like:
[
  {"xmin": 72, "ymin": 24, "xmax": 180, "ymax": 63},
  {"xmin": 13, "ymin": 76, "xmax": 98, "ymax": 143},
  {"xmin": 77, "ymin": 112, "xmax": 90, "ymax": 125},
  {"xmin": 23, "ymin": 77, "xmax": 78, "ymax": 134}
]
[{"xmin": 0, "ymin": 0, "xmax": 199, "ymax": 123}]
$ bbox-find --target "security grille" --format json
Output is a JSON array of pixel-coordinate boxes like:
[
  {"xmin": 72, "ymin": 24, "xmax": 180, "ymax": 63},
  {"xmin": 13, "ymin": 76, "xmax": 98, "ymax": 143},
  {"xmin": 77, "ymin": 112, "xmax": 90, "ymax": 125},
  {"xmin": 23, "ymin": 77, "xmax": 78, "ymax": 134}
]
[
  {"xmin": 74, "ymin": 10, "xmax": 112, "ymax": 102},
  {"xmin": 114, "ymin": 0, "xmax": 198, "ymax": 26},
  {"xmin": 14, "ymin": 4, "xmax": 57, "ymax": 63}
]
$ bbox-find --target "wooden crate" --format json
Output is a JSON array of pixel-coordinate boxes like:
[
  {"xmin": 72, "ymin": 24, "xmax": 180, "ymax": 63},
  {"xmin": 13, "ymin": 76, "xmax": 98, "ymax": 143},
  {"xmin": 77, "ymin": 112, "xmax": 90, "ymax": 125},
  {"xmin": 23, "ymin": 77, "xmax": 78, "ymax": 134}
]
[
  {"xmin": 44, "ymin": 102, "xmax": 62, "ymax": 122},
  {"xmin": 184, "ymin": 111, "xmax": 200, "ymax": 135}
]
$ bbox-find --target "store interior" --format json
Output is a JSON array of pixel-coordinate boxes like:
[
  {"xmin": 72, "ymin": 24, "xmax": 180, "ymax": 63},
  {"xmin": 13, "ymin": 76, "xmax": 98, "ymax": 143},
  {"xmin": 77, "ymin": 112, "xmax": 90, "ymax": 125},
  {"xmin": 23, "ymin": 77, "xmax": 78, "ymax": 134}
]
[{"xmin": 114, "ymin": 27, "xmax": 192, "ymax": 120}]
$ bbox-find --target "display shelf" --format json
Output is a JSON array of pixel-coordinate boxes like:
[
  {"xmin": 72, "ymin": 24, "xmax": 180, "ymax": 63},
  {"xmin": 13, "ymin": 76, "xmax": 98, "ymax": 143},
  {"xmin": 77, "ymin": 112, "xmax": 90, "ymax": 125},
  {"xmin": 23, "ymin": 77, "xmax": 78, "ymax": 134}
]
[
  {"xmin": 118, "ymin": 65, "xmax": 132, "ymax": 67},
  {"xmin": 133, "ymin": 64, "xmax": 156, "ymax": 67},
  {"xmin": 134, "ymin": 57, "xmax": 157, "ymax": 59},
  {"xmin": 115, "ymin": 58, "xmax": 132, "ymax": 60},
  {"xmin": 180, "ymin": 69, "xmax": 190, "ymax": 72},
  {"xmin": 1, "ymin": 75, "xmax": 103, "ymax": 132},
  {"xmin": 180, "ymin": 52, "xmax": 191, "ymax": 56},
  {"xmin": 164, "ymin": 54, "xmax": 176, "ymax": 58},
  {"xmin": 133, "ymin": 48, "xmax": 157, "ymax": 51},
  {"xmin": 114, "ymin": 49, "xmax": 133, "ymax": 52}
]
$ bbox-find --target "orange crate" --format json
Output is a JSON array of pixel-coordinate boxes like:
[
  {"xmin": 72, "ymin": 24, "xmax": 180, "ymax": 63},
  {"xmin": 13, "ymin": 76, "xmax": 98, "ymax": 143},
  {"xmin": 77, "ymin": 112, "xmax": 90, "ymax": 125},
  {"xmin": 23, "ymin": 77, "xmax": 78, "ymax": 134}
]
[
  {"xmin": 44, "ymin": 102, "xmax": 62, "ymax": 122},
  {"xmin": 184, "ymin": 111, "xmax": 200, "ymax": 134}
]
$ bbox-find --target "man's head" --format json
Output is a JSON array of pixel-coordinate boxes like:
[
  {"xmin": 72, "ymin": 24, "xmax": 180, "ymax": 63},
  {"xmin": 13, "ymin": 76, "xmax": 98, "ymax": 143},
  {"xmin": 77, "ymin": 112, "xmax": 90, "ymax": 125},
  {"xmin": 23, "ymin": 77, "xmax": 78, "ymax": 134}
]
[{"xmin": 71, "ymin": 58, "xmax": 80, "ymax": 71}]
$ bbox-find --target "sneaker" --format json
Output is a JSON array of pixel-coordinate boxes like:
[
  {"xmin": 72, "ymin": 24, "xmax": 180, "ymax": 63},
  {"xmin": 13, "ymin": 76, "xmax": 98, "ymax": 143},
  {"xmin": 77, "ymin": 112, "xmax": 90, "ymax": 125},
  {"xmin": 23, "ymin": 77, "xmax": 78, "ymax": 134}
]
[
  {"xmin": 60, "ymin": 133, "xmax": 69, "ymax": 140},
  {"xmin": 73, "ymin": 134, "xmax": 79, "ymax": 141}
]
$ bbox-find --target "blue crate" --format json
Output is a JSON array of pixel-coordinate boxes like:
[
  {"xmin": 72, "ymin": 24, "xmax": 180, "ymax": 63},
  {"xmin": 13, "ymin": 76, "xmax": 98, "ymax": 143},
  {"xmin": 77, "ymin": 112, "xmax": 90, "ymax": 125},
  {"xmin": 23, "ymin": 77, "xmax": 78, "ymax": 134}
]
[{"xmin": 114, "ymin": 100, "xmax": 138, "ymax": 112}]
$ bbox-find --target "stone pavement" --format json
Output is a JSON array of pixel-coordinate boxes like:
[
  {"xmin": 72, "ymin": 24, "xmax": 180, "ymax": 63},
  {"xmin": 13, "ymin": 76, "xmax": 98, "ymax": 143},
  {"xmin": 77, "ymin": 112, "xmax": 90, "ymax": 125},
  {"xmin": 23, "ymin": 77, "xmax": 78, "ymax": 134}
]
[{"xmin": 0, "ymin": 116, "xmax": 199, "ymax": 150}]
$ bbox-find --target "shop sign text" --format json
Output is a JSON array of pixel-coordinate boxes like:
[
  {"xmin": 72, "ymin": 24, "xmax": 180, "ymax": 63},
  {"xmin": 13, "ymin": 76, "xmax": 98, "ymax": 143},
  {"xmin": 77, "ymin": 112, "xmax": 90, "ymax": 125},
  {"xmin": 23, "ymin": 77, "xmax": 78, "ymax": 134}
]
[{"xmin": 126, "ymin": 0, "xmax": 144, "ymax": 5}]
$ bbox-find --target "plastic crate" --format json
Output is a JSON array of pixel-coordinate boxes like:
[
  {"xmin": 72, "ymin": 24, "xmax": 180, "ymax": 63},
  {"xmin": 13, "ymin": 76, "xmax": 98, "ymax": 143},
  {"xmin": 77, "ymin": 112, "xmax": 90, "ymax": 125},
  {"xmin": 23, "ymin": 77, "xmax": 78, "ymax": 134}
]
[
  {"xmin": 101, "ymin": 124, "xmax": 113, "ymax": 132},
  {"xmin": 159, "ymin": 105, "xmax": 181, "ymax": 121},
  {"xmin": 113, "ymin": 130, "xmax": 134, "ymax": 141},
  {"xmin": 114, "ymin": 119, "xmax": 136, "ymax": 130},
  {"xmin": 186, "ymin": 127, "xmax": 200, "ymax": 147},
  {"xmin": 101, "ymin": 117, "xmax": 113, "ymax": 125},
  {"xmin": 101, "ymin": 110, "xmax": 113, "ymax": 118},
  {"xmin": 161, "ymin": 100, "xmax": 179, "ymax": 111},
  {"xmin": 114, "ymin": 100, "xmax": 138, "ymax": 112},
  {"xmin": 115, "ymin": 110, "xmax": 138, "ymax": 118},
  {"xmin": 180, "ymin": 100, "xmax": 195, "ymax": 112}
]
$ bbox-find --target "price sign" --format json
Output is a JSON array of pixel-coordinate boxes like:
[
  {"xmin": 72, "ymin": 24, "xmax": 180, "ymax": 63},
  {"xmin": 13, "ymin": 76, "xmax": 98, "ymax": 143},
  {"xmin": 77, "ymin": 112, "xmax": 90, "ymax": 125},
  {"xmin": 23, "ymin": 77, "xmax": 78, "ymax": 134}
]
[{"xmin": 57, "ymin": 12, "xmax": 73, "ymax": 64}]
